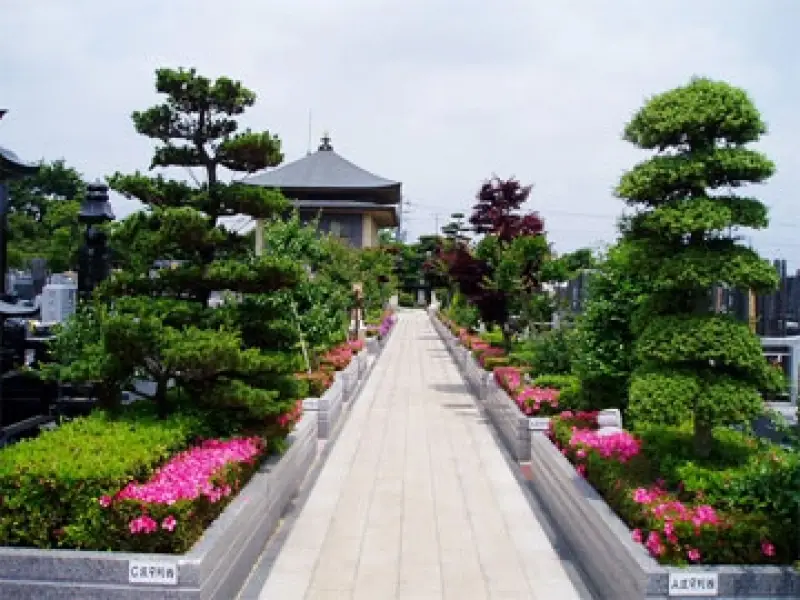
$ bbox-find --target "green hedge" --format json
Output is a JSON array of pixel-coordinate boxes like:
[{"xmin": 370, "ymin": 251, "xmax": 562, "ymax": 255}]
[{"xmin": 0, "ymin": 407, "xmax": 211, "ymax": 549}]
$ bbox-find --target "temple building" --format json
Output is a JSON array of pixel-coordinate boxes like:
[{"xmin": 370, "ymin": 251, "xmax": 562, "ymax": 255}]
[{"xmin": 244, "ymin": 134, "xmax": 401, "ymax": 248}]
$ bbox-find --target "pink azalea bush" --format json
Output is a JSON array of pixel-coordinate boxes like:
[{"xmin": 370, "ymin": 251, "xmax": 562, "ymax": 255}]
[
  {"xmin": 97, "ymin": 436, "xmax": 266, "ymax": 553},
  {"xmin": 549, "ymin": 412, "xmax": 785, "ymax": 565},
  {"xmin": 320, "ymin": 343, "xmax": 354, "ymax": 371},
  {"xmin": 494, "ymin": 366, "xmax": 561, "ymax": 416}
]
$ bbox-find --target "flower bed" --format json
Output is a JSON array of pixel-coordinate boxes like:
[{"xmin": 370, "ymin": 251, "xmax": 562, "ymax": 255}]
[
  {"xmin": 99, "ymin": 437, "xmax": 265, "ymax": 553},
  {"xmin": 0, "ymin": 408, "xmax": 209, "ymax": 550},
  {"xmin": 548, "ymin": 411, "xmax": 797, "ymax": 566},
  {"xmin": 494, "ymin": 366, "xmax": 561, "ymax": 416},
  {"xmin": 0, "ymin": 413, "xmax": 318, "ymax": 599}
]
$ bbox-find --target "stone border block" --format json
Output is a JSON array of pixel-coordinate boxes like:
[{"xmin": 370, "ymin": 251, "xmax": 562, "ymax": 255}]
[
  {"xmin": 305, "ymin": 376, "xmax": 344, "ymax": 440},
  {"xmin": 463, "ymin": 353, "xmax": 490, "ymax": 399},
  {"xmin": 484, "ymin": 376, "xmax": 531, "ymax": 461},
  {"xmin": 337, "ymin": 358, "xmax": 360, "ymax": 401},
  {"xmin": 0, "ymin": 413, "xmax": 319, "ymax": 599},
  {"xmin": 529, "ymin": 435, "xmax": 800, "ymax": 599},
  {"xmin": 366, "ymin": 337, "xmax": 380, "ymax": 355}
]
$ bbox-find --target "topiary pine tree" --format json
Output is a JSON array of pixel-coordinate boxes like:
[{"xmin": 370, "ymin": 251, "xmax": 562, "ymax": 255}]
[
  {"xmin": 52, "ymin": 68, "xmax": 305, "ymax": 430},
  {"xmin": 617, "ymin": 77, "xmax": 784, "ymax": 457}
]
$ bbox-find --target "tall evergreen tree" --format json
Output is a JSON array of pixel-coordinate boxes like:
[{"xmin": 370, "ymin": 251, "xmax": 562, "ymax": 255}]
[
  {"xmin": 50, "ymin": 68, "xmax": 304, "ymax": 430},
  {"xmin": 617, "ymin": 77, "xmax": 783, "ymax": 456}
]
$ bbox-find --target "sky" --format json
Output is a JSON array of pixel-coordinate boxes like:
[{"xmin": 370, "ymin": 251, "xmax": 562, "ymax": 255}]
[{"xmin": 2, "ymin": 0, "xmax": 800, "ymax": 262}]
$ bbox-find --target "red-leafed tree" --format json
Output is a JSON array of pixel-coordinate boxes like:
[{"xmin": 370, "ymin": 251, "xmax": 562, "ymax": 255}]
[{"xmin": 437, "ymin": 177, "xmax": 549, "ymax": 348}]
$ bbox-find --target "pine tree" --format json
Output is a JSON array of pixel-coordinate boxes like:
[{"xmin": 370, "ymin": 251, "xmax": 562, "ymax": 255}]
[
  {"xmin": 617, "ymin": 77, "xmax": 784, "ymax": 456},
  {"xmin": 52, "ymin": 68, "xmax": 305, "ymax": 430}
]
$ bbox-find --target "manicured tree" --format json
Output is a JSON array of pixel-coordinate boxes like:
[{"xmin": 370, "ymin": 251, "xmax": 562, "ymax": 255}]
[
  {"xmin": 617, "ymin": 77, "xmax": 783, "ymax": 456},
  {"xmin": 50, "ymin": 67, "xmax": 304, "ymax": 428}
]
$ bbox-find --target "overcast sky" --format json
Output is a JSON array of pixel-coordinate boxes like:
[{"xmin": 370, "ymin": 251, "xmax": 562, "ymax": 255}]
[{"xmin": 2, "ymin": 1, "xmax": 799, "ymax": 261}]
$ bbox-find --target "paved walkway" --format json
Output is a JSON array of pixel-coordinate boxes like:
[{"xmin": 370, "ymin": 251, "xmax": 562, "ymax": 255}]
[{"xmin": 256, "ymin": 311, "xmax": 588, "ymax": 599}]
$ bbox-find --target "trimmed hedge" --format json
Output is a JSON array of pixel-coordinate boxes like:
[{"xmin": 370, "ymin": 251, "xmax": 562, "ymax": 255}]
[{"xmin": 0, "ymin": 407, "xmax": 209, "ymax": 549}]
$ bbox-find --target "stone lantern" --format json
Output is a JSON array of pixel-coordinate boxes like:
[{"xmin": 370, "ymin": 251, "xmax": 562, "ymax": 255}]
[{"xmin": 77, "ymin": 180, "xmax": 115, "ymax": 300}]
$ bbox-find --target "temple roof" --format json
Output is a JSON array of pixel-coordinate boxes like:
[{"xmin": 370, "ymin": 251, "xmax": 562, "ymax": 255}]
[
  {"xmin": 244, "ymin": 134, "xmax": 401, "ymax": 205},
  {"xmin": 0, "ymin": 111, "xmax": 39, "ymax": 180},
  {"xmin": 0, "ymin": 146, "xmax": 39, "ymax": 180}
]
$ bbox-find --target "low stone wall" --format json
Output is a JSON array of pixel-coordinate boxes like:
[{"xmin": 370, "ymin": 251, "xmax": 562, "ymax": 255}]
[
  {"xmin": 337, "ymin": 357, "xmax": 360, "ymax": 400},
  {"xmin": 463, "ymin": 352, "xmax": 490, "ymax": 399},
  {"xmin": 484, "ymin": 375, "xmax": 531, "ymax": 461},
  {"xmin": 0, "ymin": 413, "xmax": 319, "ymax": 600},
  {"xmin": 529, "ymin": 435, "xmax": 800, "ymax": 599},
  {"xmin": 303, "ymin": 376, "xmax": 344, "ymax": 440},
  {"xmin": 366, "ymin": 337, "xmax": 380, "ymax": 355}
]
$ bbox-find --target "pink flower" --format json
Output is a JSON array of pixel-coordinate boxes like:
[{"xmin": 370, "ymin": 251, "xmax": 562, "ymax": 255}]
[
  {"xmin": 576, "ymin": 464, "xmax": 587, "ymax": 477},
  {"xmin": 576, "ymin": 449, "xmax": 587, "ymax": 459},
  {"xmin": 569, "ymin": 428, "xmax": 641, "ymax": 463},
  {"xmin": 162, "ymin": 516, "xmax": 177, "ymax": 532},
  {"xmin": 98, "ymin": 495, "xmax": 112, "ymax": 508},
  {"xmin": 631, "ymin": 528, "xmax": 643, "ymax": 543},
  {"xmin": 129, "ymin": 515, "xmax": 158, "ymax": 535},
  {"xmin": 687, "ymin": 548, "xmax": 701, "ymax": 562},
  {"xmin": 633, "ymin": 488, "xmax": 655, "ymax": 504},
  {"xmin": 645, "ymin": 531, "xmax": 665, "ymax": 557},
  {"xmin": 117, "ymin": 437, "xmax": 263, "ymax": 507},
  {"xmin": 761, "ymin": 540, "xmax": 776, "ymax": 557}
]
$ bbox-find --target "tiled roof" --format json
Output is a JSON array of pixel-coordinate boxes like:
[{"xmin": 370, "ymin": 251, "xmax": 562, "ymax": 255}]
[{"xmin": 244, "ymin": 135, "xmax": 400, "ymax": 204}]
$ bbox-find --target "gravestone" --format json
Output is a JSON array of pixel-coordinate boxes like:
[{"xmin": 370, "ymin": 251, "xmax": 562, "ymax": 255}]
[{"xmin": 41, "ymin": 281, "xmax": 78, "ymax": 324}]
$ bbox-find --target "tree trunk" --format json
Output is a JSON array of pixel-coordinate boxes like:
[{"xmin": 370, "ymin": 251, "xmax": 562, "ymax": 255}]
[
  {"xmin": 501, "ymin": 326, "xmax": 513, "ymax": 353},
  {"xmin": 155, "ymin": 379, "xmax": 169, "ymax": 420},
  {"xmin": 693, "ymin": 419, "xmax": 713, "ymax": 459}
]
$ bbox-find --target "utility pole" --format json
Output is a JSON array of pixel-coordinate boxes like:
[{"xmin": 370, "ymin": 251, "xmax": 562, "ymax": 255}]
[{"xmin": 433, "ymin": 213, "xmax": 440, "ymax": 236}]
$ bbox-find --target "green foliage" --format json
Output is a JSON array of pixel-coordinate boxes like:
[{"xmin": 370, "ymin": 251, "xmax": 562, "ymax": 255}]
[
  {"xmin": 510, "ymin": 328, "xmax": 575, "ymax": 377},
  {"xmin": 628, "ymin": 368, "xmax": 697, "ymax": 426},
  {"xmin": 0, "ymin": 407, "xmax": 205, "ymax": 548},
  {"xmin": 443, "ymin": 291, "xmax": 479, "ymax": 329},
  {"xmin": 615, "ymin": 77, "xmax": 779, "ymax": 455},
  {"xmin": 44, "ymin": 67, "xmax": 304, "ymax": 424},
  {"xmin": 573, "ymin": 244, "xmax": 646, "ymax": 410},
  {"xmin": 6, "ymin": 160, "xmax": 85, "ymax": 271},
  {"xmin": 482, "ymin": 356, "xmax": 512, "ymax": 371},
  {"xmin": 551, "ymin": 416, "xmax": 797, "ymax": 565},
  {"xmin": 532, "ymin": 374, "xmax": 582, "ymax": 408},
  {"xmin": 398, "ymin": 291, "xmax": 415, "ymax": 307},
  {"xmin": 637, "ymin": 424, "xmax": 800, "ymax": 559},
  {"xmin": 41, "ymin": 304, "xmax": 135, "ymax": 411}
]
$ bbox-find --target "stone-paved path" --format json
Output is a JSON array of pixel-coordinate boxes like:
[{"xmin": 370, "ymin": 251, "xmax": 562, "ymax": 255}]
[{"xmin": 255, "ymin": 311, "xmax": 589, "ymax": 599}]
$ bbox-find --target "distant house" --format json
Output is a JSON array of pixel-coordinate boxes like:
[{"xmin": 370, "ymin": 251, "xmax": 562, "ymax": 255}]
[{"xmin": 244, "ymin": 134, "xmax": 401, "ymax": 248}]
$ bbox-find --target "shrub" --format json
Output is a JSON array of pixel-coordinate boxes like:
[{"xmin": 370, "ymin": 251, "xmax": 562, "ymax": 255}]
[
  {"xmin": 493, "ymin": 367, "xmax": 563, "ymax": 416},
  {"xmin": 101, "ymin": 437, "xmax": 266, "ymax": 553},
  {"xmin": 0, "ymin": 407, "xmax": 206, "ymax": 549},
  {"xmin": 510, "ymin": 328, "xmax": 575, "ymax": 376},
  {"xmin": 533, "ymin": 374, "xmax": 582, "ymax": 409},
  {"xmin": 398, "ymin": 290, "xmax": 416, "ymax": 307},
  {"xmin": 483, "ymin": 356, "xmax": 511, "ymax": 371},
  {"xmin": 295, "ymin": 370, "xmax": 334, "ymax": 397},
  {"xmin": 549, "ymin": 413, "xmax": 795, "ymax": 565}
]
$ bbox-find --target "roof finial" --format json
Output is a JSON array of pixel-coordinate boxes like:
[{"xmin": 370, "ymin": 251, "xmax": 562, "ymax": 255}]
[{"xmin": 319, "ymin": 131, "xmax": 333, "ymax": 151}]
